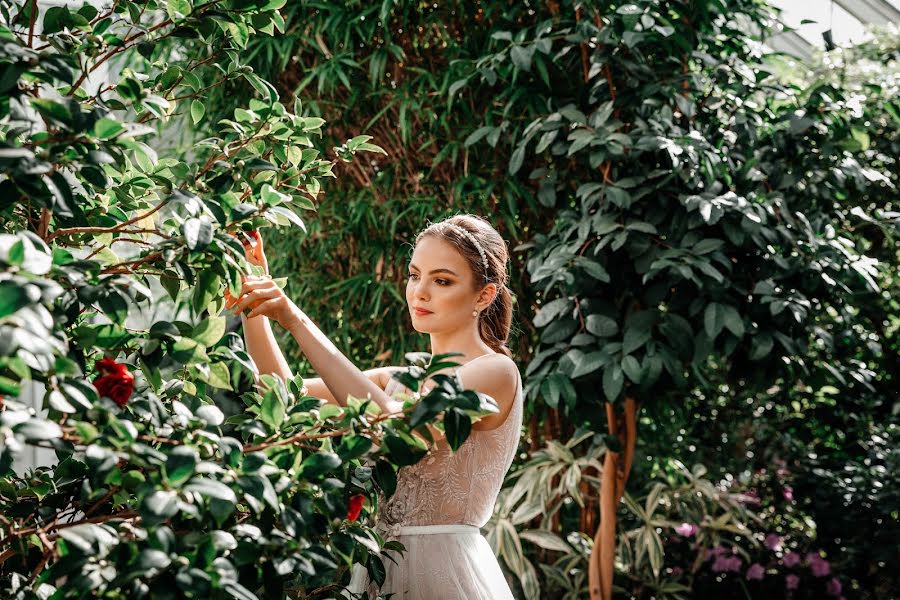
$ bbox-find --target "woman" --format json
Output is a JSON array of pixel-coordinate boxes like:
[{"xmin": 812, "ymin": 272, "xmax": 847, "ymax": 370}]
[{"xmin": 226, "ymin": 214, "xmax": 522, "ymax": 599}]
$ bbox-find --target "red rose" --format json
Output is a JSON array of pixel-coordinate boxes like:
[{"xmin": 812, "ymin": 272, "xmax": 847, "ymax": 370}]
[
  {"xmin": 347, "ymin": 494, "xmax": 365, "ymax": 522},
  {"xmin": 93, "ymin": 357, "xmax": 134, "ymax": 407}
]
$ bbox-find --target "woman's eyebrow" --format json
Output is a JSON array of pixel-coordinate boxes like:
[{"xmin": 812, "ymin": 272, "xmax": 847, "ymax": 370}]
[{"xmin": 408, "ymin": 263, "xmax": 459, "ymax": 276}]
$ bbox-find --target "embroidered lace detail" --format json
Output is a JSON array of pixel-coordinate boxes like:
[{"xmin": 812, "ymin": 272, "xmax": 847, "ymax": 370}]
[{"xmin": 375, "ymin": 359, "xmax": 523, "ymax": 539}]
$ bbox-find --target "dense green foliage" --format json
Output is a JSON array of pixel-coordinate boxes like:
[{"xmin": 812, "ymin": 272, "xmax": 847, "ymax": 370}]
[
  {"xmin": 214, "ymin": 1, "xmax": 898, "ymax": 598},
  {"xmin": 2, "ymin": 0, "xmax": 896, "ymax": 597},
  {"xmin": 0, "ymin": 1, "xmax": 496, "ymax": 597}
]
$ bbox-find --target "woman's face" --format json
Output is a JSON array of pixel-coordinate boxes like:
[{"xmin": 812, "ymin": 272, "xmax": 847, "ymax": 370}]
[{"xmin": 406, "ymin": 235, "xmax": 488, "ymax": 333}]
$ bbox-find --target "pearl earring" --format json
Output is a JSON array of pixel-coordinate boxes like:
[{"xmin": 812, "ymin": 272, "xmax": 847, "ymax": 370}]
[{"xmin": 472, "ymin": 310, "xmax": 478, "ymax": 318}]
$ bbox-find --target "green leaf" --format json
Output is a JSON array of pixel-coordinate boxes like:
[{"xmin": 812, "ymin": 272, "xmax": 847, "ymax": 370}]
[
  {"xmin": 703, "ymin": 303, "xmax": 724, "ymax": 339},
  {"xmin": 48, "ymin": 389, "xmax": 76, "ymax": 413},
  {"xmin": 196, "ymin": 403, "xmax": 225, "ymax": 425},
  {"xmin": 580, "ymin": 260, "xmax": 610, "ymax": 282},
  {"xmin": 0, "ymin": 284, "xmax": 32, "ymax": 319},
  {"xmin": 623, "ymin": 325, "xmax": 651, "ymax": 355},
  {"xmin": 616, "ymin": 4, "xmax": 643, "ymax": 15},
  {"xmin": 693, "ymin": 238, "xmax": 724, "ymax": 255},
  {"xmin": 5, "ymin": 239, "xmax": 25, "ymax": 266},
  {"xmin": 571, "ymin": 351, "xmax": 605, "ymax": 379},
  {"xmin": 259, "ymin": 390, "xmax": 285, "ymax": 429},
  {"xmin": 464, "ymin": 126, "xmax": 493, "ymax": 147},
  {"xmin": 202, "ymin": 363, "xmax": 233, "ymax": 391},
  {"xmin": 182, "ymin": 217, "xmax": 213, "ymax": 250},
  {"xmin": 299, "ymin": 452, "xmax": 341, "ymax": 479},
  {"xmin": 337, "ymin": 436, "xmax": 373, "ymax": 461},
  {"xmin": 261, "ymin": 183, "xmax": 291, "ymax": 206},
  {"xmin": 185, "ymin": 478, "xmax": 237, "ymax": 503},
  {"xmin": 192, "ymin": 317, "xmax": 225, "ymax": 347},
  {"xmin": 749, "ymin": 332, "xmax": 773, "ymax": 360},
  {"xmin": 586, "ymin": 314, "xmax": 619, "ymax": 337},
  {"xmin": 94, "ymin": 118, "xmax": 125, "ymax": 139},
  {"xmin": 172, "ymin": 338, "xmax": 208, "ymax": 365},
  {"xmin": 166, "ymin": 0, "xmax": 192, "ymax": 20},
  {"xmin": 141, "ymin": 490, "xmax": 179, "ymax": 525},
  {"xmin": 622, "ymin": 355, "xmax": 642, "ymax": 383},
  {"xmin": 508, "ymin": 143, "xmax": 526, "ymax": 175},
  {"xmin": 14, "ymin": 418, "xmax": 63, "ymax": 441},
  {"xmin": 602, "ymin": 365, "xmax": 624, "ymax": 402},
  {"xmin": 190, "ymin": 99, "xmax": 205, "ymax": 125},
  {"xmin": 136, "ymin": 548, "xmax": 171, "ymax": 572},
  {"xmin": 510, "ymin": 45, "xmax": 533, "ymax": 71},
  {"xmin": 192, "ymin": 270, "xmax": 220, "ymax": 314},
  {"xmin": 444, "ymin": 410, "xmax": 471, "ymax": 451},
  {"xmin": 165, "ymin": 446, "xmax": 198, "ymax": 486}
]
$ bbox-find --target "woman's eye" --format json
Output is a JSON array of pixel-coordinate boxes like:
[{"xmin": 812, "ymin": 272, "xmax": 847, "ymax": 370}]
[
  {"xmin": 407, "ymin": 273, "xmax": 419, "ymax": 280},
  {"xmin": 435, "ymin": 279, "xmax": 450, "ymax": 286}
]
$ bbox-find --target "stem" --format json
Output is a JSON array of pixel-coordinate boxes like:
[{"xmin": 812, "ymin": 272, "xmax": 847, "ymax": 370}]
[
  {"xmin": 67, "ymin": 0, "xmax": 226, "ymax": 96},
  {"xmin": 49, "ymin": 202, "xmax": 173, "ymax": 242},
  {"xmin": 27, "ymin": 0, "xmax": 37, "ymax": 47},
  {"xmin": 37, "ymin": 207, "xmax": 51, "ymax": 240},
  {"xmin": 0, "ymin": 510, "xmax": 138, "ymax": 548}
]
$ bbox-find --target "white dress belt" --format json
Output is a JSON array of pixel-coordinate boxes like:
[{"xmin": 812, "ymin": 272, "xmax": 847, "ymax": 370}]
[{"xmin": 395, "ymin": 524, "xmax": 481, "ymax": 536}]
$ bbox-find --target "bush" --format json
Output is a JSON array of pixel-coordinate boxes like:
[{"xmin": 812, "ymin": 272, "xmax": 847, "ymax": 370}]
[{"xmin": 0, "ymin": 2, "xmax": 493, "ymax": 597}]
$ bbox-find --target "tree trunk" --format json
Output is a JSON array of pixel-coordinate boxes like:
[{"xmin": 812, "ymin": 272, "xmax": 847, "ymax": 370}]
[{"xmin": 588, "ymin": 396, "xmax": 639, "ymax": 600}]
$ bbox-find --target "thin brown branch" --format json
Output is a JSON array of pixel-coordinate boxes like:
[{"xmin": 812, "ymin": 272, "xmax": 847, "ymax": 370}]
[
  {"xmin": 49, "ymin": 203, "xmax": 171, "ymax": 241},
  {"xmin": 0, "ymin": 510, "xmax": 138, "ymax": 548},
  {"xmin": 37, "ymin": 208, "xmax": 51, "ymax": 240},
  {"xmin": 27, "ymin": 0, "xmax": 37, "ymax": 47}
]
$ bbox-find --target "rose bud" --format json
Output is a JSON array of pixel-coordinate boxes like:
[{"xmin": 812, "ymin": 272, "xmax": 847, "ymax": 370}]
[
  {"xmin": 93, "ymin": 357, "xmax": 135, "ymax": 407},
  {"xmin": 347, "ymin": 494, "xmax": 365, "ymax": 522}
]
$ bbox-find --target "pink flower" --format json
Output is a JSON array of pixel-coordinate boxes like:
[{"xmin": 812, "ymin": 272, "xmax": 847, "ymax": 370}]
[
  {"xmin": 786, "ymin": 574, "xmax": 800, "ymax": 590},
  {"xmin": 783, "ymin": 485, "xmax": 794, "ymax": 502},
  {"xmin": 782, "ymin": 552, "xmax": 801, "ymax": 567},
  {"xmin": 746, "ymin": 563, "xmax": 765, "ymax": 580},
  {"xmin": 706, "ymin": 545, "xmax": 729, "ymax": 561},
  {"xmin": 826, "ymin": 577, "xmax": 842, "ymax": 596},
  {"xmin": 712, "ymin": 555, "xmax": 742, "ymax": 573},
  {"xmin": 675, "ymin": 522, "xmax": 698, "ymax": 537},
  {"xmin": 764, "ymin": 533, "xmax": 783, "ymax": 551},
  {"xmin": 807, "ymin": 553, "xmax": 831, "ymax": 577}
]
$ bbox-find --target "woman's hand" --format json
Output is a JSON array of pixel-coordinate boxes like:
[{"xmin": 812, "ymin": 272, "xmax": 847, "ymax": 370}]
[
  {"xmin": 234, "ymin": 229, "xmax": 269, "ymax": 274},
  {"xmin": 227, "ymin": 275, "xmax": 302, "ymax": 330},
  {"xmin": 224, "ymin": 229, "xmax": 269, "ymax": 307}
]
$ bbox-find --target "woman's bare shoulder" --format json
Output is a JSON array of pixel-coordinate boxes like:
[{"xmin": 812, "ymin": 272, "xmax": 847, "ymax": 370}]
[{"xmin": 457, "ymin": 354, "xmax": 519, "ymax": 431}]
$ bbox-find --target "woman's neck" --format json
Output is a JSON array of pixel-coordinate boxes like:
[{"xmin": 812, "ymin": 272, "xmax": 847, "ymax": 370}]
[{"xmin": 429, "ymin": 328, "xmax": 493, "ymax": 362}]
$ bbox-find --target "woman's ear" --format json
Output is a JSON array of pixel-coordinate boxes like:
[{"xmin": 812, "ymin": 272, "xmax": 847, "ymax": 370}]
[{"xmin": 476, "ymin": 283, "xmax": 498, "ymax": 311}]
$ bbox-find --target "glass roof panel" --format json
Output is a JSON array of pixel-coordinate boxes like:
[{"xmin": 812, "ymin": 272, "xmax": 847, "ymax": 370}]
[{"xmin": 770, "ymin": 0, "xmax": 869, "ymax": 49}]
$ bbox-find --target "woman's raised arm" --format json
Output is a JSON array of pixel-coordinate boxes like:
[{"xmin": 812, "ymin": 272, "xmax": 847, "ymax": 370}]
[
  {"xmin": 229, "ymin": 275, "xmax": 405, "ymax": 415},
  {"xmin": 240, "ymin": 312, "xmax": 294, "ymax": 382},
  {"xmin": 227, "ymin": 231, "xmax": 294, "ymax": 383}
]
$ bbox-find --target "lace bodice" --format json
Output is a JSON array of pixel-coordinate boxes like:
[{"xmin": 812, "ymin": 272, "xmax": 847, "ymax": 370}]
[{"xmin": 376, "ymin": 355, "xmax": 523, "ymax": 539}]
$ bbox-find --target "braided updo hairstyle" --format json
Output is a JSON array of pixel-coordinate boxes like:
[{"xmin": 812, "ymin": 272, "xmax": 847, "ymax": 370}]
[{"xmin": 415, "ymin": 214, "xmax": 514, "ymax": 358}]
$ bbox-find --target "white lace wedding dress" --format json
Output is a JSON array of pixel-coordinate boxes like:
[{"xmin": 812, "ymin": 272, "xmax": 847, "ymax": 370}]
[{"xmin": 344, "ymin": 353, "xmax": 523, "ymax": 599}]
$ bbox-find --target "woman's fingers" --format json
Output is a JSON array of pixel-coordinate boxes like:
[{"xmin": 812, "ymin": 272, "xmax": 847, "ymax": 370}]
[
  {"xmin": 225, "ymin": 275, "xmax": 268, "ymax": 308},
  {"xmin": 245, "ymin": 297, "xmax": 282, "ymax": 320},
  {"xmin": 231, "ymin": 284, "xmax": 280, "ymax": 315}
]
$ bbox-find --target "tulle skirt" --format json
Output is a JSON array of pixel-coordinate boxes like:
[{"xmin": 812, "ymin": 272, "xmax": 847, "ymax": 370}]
[{"xmin": 344, "ymin": 524, "xmax": 515, "ymax": 600}]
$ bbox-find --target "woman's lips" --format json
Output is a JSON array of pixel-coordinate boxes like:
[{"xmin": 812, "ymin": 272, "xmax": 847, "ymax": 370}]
[{"xmin": 414, "ymin": 308, "xmax": 433, "ymax": 316}]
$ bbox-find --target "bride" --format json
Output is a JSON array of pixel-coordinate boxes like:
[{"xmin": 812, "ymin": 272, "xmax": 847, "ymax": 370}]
[{"xmin": 226, "ymin": 214, "xmax": 522, "ymax": 599}]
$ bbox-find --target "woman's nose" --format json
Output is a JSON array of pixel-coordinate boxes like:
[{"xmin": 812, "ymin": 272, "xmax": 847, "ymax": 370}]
[{"xmin": 413, "ymin": 281, "xmax": 430, "ymax": 300}]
